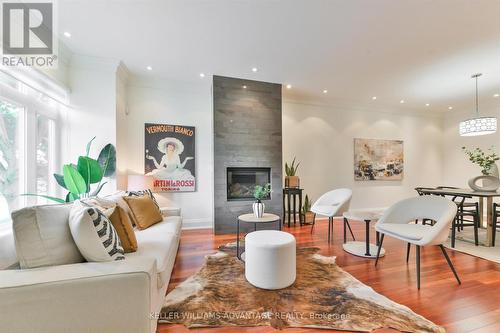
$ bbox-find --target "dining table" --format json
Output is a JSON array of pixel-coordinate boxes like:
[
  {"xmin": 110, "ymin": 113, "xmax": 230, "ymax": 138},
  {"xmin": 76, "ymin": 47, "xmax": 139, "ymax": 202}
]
[{"xmin": 418, "ymin": 187, "xmax": 499, "ymax": 247}]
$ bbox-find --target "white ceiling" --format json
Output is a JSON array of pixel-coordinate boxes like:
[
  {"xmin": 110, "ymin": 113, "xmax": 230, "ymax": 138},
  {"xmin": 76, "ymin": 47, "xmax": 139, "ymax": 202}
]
[{"xmin": 59, "ymin": 0, "xmax": 500, "ymax": 113}]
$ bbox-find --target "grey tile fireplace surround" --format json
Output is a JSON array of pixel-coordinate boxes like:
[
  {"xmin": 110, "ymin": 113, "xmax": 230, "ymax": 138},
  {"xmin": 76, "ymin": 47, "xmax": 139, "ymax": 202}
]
[{"xmin": 213, "ymin": 75, "xmax": 283, "ymax": 234}]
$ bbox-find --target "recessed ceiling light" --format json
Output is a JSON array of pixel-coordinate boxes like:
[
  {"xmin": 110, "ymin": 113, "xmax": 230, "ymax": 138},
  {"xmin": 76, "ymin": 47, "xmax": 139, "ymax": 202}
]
[
  {"xmin": 251, "ymin": 67, "xmax": 258, "ymax": 72},
  {"xmin": 372, "ymin": 96, "xmax": 377, "ymax": 100},
  {"xmin": 494, "ymin": 93, "xmax": 500, "ymax": 98},
  {"xmin": 242, "ymin": 85, "xmax": 247, "ymax": 89},
  {"xmin": 425, "ymin": 103, "xmax": 430, "ymax": 107},
  {"xmin": 286, "ymin": 84, "xmax": 292, "ymax": 89},
  {"xmin": 400, "ymin": 99, "xmax": 405, "ymax": 104},
  {"xmin": 199, "ymin": 73, "xmax": 205, "ymax": 78},
  {"xmin": 448, "ymin": 106, "xmax": 453, "ymax": 110},
  {"xmin": 146, "ymin": 66, "xmax": 153, "ymax": 71},
  {"xmin": 63, "ymin": 31, "xmax": 71, "ymax": 38},
  {"xmin": 323, "ymin": 89, "xmax": 328, "ymax": 94}
]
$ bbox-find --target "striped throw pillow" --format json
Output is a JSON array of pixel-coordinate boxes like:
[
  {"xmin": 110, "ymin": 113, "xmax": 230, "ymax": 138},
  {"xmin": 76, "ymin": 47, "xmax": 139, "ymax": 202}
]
[{"xmin": 69, "ymin": 201, "xmax": 125, "ymax": 262}]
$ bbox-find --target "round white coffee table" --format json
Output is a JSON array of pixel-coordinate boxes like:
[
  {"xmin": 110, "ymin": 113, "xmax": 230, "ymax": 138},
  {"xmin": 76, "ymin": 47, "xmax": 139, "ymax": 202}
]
[
  {"xmin": 342, "ymin": 210, "xmax": 386, "ymax": 259},
  {"xmin": 237, "ymin": 213, "xmax": 281, "ymax": 261}
]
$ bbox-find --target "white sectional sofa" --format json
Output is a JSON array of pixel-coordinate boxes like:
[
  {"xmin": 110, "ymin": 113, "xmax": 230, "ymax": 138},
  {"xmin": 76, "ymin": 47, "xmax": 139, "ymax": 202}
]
[{"xmin": 0, "ymin": 207, "xmax": 182, "ymax": 333}]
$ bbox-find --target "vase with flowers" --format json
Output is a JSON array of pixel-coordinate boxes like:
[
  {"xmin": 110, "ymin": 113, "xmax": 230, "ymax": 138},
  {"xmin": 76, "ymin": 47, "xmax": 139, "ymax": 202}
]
[
  {"xmin": 252, "ymin": 183, "xmax": 271, "ymax": 218},
  {"xmin": 462, "ymin": 146, "xmax": 500, "ymax": 191}
]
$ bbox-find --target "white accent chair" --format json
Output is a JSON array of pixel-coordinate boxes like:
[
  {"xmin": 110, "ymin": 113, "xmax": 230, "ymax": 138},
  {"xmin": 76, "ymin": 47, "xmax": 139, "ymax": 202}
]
[
  {"xmin": 245, "ymin": 230, "xmax": 296, "ymax": 289},
  {"xmin": 310, "ymin": 188, "xmax": 353, "ymax": 243},
  {"xmin": 374, "ymin": 196, "xmax": 460, "ymax": 289}
]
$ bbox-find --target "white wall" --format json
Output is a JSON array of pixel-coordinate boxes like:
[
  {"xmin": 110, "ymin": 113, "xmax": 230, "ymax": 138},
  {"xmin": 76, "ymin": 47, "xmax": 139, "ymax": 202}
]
[
  {"xmin": 283, "ymin": 100, "xmax": 444, "ymax": 209},
  {"xmin": 442, "ymin": 103, "xmax": 500, "ymax": 187},
  {"xmin": 61, "ymin": 55, "xmax": 119, "ymax": 195},
  {"xmin": 117, "ymin": 76, "xmax": 213, "ymax": 228}
]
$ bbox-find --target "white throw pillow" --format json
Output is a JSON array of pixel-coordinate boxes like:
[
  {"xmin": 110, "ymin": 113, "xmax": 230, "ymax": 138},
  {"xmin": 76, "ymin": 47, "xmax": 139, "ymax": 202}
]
[
  {"xmin": 12, "ymin": 204, "xmax": 84, "ymax": 269},
  {"xmin": 69, "ymin": 201, "xmax": 125, "ymax": 262}
]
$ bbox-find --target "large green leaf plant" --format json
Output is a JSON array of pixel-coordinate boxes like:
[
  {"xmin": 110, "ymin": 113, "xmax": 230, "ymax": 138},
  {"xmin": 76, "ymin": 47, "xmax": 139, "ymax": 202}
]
[{"xmin": 25, "ymin": 137, "xmax": 116, "ymax": 203}]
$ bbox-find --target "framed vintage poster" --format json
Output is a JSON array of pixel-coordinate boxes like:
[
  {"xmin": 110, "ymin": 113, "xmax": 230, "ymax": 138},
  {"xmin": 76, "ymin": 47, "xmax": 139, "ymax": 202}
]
[
  {"xmin": 144, "ymin": 123, "xmax": 196, "ymax": 192},
  {"xmin": 354, "ymin": 138, "xmax": 404, "ymax": 181}
]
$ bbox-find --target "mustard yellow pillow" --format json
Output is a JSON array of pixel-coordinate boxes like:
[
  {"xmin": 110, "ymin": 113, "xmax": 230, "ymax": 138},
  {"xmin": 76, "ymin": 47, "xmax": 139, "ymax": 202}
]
[
  {"xmin": 123, "ymin": 195, "xmax": 163, "ymax": 230},
  {"xmin": 83, "ymin": 198, "xmax": 138, "ymax": 253},
  {"xmin": 108, "ymin": 206, "xmax": 138, "ymax": 253},
  {"xmin": 106, "ymin": 192, "xmax": 139, "ymax": 227}
]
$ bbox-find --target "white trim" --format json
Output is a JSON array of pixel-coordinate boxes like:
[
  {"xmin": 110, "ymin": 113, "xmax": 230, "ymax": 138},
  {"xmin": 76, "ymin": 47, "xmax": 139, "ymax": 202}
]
[
  {"xmin": 0, "ymin": 67, "xmax": 69, "ymax": 105},
  {"xmin": 181, "ymin": 218, "xmax": 212, "ymax": 230}
]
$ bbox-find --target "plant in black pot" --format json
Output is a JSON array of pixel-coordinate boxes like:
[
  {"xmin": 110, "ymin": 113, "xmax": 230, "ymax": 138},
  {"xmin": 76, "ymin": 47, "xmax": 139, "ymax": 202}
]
[{"xmin": 253, "ymin": 183, "xmax": 271, "ymax": 218}]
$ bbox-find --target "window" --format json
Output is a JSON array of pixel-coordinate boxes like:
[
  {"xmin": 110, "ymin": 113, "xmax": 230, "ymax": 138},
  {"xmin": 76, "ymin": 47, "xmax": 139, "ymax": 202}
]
[
  {"xmin": 0, "ymin": 100, "xmax": 25, "ymax": 224},
  {"xmin": 36, "ymin": 114, "xmax": 56, "ymax": 204},
  {"xmin": 0, "ymin": 69, "xmax": 65, "ymax": 226}
]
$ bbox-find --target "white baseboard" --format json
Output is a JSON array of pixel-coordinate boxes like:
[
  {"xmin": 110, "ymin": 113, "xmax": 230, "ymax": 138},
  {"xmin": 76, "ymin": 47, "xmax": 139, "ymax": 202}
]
[{"xmin": 182, "ymin": 218, "xmax": 212, "ymax": 230}]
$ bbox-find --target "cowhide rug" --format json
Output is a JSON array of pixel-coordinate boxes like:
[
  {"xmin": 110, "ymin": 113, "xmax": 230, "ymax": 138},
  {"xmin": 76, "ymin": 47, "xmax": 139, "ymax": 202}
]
[{"xmin": 160, "ymin": 245, "xmax": 444, "ymax": 332}]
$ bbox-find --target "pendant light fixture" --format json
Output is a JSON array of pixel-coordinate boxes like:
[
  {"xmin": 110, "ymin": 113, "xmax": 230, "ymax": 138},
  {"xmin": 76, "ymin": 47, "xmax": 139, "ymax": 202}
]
[{"xmin": 459, "ymin": 73, "xmax": 497, "ymax": 136}]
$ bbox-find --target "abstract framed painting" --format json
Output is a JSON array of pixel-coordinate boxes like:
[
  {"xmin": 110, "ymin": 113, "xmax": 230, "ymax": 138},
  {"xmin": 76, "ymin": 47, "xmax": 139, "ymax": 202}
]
[{"xmin": 354, "ymin": 138, "xmax": 404, "ymax": 181}]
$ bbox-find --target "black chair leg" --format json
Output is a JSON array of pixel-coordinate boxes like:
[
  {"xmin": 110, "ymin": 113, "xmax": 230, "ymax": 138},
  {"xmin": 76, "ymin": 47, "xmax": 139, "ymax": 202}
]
[
  {"xmin": 328, "ymin": 216, "xmax": 331, "ymax": 243},
  {"xmin": 493, "ymin": 213, "xmax": 497, "ymax": 247},
  {"xmin": 451, "ymin": 217, "xmax": 456, "ymax": 248},
  {"xmin": 439, "ymin": 245, "xmax": 461, "ymax": 285},
  {"xmin": 343, "ymin": 217, "xmax": 347, "ymax": 243},
  {"xmin": 473, "ymin": 213, "xmax": 479, "ymax": 246},
  {"xmin": 374, "ymin": 234, "xmax": 384, "ymax": 267},
  {"xmin": 416, "ymin": 245, "xmax": 421, "ymax": 290},
  {"xmin": 406, "ymin": 243, "xmax": 411, "ymax": 263},
  {"xmin": 346, "ymin": 220, "xmax": 355, "ymax": 241},
  {"xmin": 310, "ymin": 213, "xmax": 316, "ymax": 234},
  {"xmin": 330, "ymin": 217, "xmax": 334, "ymax": 243}
]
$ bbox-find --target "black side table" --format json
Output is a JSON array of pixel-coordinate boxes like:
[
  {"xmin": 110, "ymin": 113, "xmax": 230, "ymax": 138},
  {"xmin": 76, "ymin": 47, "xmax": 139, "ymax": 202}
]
[{"xmin": 282, "ymin": 188, "xmax": 303, "ymax": 227}]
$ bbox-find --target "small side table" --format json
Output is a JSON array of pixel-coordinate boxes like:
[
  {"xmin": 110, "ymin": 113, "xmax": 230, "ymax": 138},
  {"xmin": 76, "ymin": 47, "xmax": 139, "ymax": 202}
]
[
  {"xmin": 237, "ymin": 213, "xmax": 281, "ymax": 261},
  {"xmin": 282, "ymin": 188, "xmax": 303, "ymax": 227},
  {"xmin": 342, "ymin": 210, "xmax": 386, "ymax": 259}
]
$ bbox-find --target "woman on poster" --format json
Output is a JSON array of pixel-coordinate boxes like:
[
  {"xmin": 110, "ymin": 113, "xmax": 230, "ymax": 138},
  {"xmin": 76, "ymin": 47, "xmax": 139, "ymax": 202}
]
[{"xmin": 145, "ymin": 137, "xmax": 194, "ymax": 180}]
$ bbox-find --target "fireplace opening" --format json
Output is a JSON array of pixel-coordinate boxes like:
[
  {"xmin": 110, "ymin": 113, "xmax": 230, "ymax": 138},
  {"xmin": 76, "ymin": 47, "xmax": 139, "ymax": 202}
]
[{"xmin": 227, "ymin": 167, "xmax": 271, "ymax": 201}]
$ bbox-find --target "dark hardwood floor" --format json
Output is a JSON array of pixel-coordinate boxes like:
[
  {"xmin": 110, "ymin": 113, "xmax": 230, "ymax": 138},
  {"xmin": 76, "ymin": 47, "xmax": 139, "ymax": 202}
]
[{"xmin": 157, "ymin": 219, "xmax": 500, "ymax": 333}]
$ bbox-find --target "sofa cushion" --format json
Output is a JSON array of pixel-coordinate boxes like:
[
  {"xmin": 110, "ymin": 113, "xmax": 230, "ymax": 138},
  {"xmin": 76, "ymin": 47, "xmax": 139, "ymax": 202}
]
[
  {"xmin": 127, "ymin": 189, "xmax": 159, "ymax": 208},
  {"xmin": 83, "ymin": 197, "xmax": 138, "ymax": 253},
  {"xmin": 69, "ymin": 201, "xmax": 125, "ymax": 262},
  {"xmin": 109, "ymin": 207, "xmax": 138, "ymax": 253},
  {"xmin": 106, "ymin": 191, "xmax": 138, "ymax": 226},
  {"xmin": 126, "ymin": 216, "xmax": 182, "ymax": 276},
  {"xmin": 11, "ymin": 203, "xmax": 84, "ymax": 269},
  {"xmin": 123, "ymin": 195, "xmax": 163, "ymax": 230}
]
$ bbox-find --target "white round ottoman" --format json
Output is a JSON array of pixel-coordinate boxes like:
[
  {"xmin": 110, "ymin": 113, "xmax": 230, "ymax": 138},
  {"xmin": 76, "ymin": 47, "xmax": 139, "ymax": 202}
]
[{"xmin": 244, "ymin": 230, "xmax": 296, "ymax": 290}]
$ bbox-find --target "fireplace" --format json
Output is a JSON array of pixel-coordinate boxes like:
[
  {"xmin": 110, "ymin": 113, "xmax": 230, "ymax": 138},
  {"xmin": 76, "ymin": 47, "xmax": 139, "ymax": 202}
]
[{"xmin": 227, "ymin": 167, "xmax": 271, "ymax": 201}]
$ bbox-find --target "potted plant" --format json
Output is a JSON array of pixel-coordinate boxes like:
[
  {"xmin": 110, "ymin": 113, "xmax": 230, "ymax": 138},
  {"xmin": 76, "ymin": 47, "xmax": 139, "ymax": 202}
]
[
  {"xmin": 462, "ymin": 146, "xmax": 500, "ymax": 176},
  {"xmin": 253, "ymin": 183, "xmax": 271, "ymax": 218},
  {"xmin": 462, "ymin": 146, "xmax": 500, "ymax": 190},
  {"xmin": 24, "ymin": 137, "xmax": 116, "ymax": 203},
  {"xmin": 285, "ymin": 157, "xmax": 300, "ymax": 188},
  {"xmin": 301, "ymin": 194, "xmax": 314, "ymax": 224}
]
